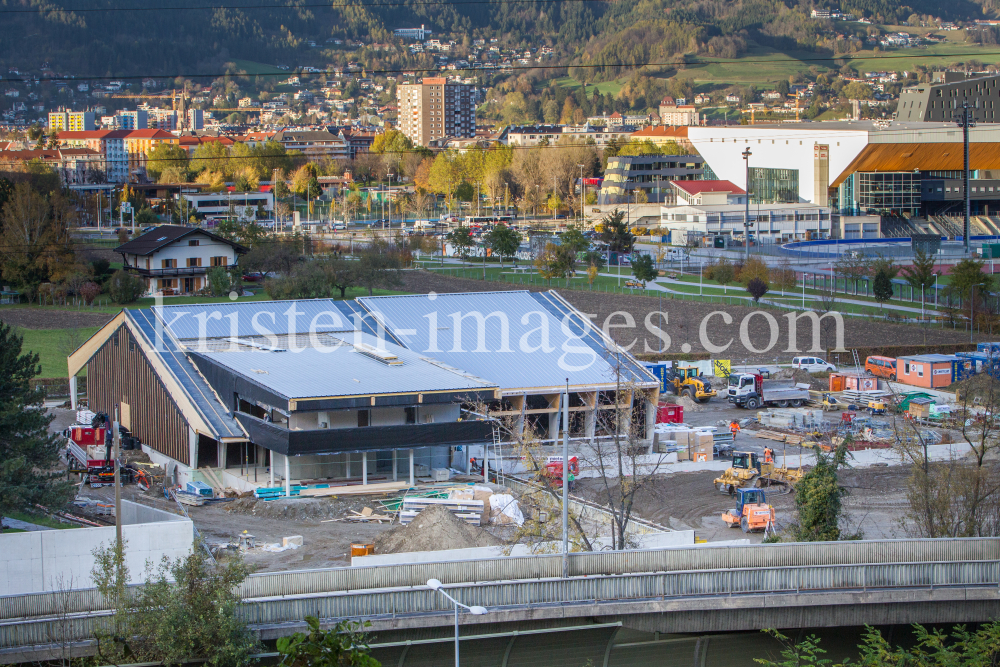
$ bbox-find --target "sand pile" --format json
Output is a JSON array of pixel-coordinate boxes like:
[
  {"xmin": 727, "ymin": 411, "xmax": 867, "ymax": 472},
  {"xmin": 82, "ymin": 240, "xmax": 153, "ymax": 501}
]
[
  {"xmin": 374, "ymin": 504, "xmax": 503, "ymax": 554},
  {"xmin": 676, "ymin": 394, "xmax": 705, "ymax": 412}
]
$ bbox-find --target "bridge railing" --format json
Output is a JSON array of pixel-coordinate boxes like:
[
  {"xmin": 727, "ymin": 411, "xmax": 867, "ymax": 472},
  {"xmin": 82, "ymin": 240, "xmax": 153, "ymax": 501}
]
[
  {"xmin": 3, "ymin": 537, "xmax": 999, "ymax": 624},
  {"xmin": 4, "ymin": 558, "xmax": 1000, "ymax": 650}
]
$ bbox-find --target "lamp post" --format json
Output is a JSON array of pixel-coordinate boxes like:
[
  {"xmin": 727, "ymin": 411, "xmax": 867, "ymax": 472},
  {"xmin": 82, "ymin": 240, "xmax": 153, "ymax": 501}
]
[
  {"xmin": 577, "ymin": 163, "xmax": 584, "ymax": 228},
  {"xmin": 426, "ymin": 579, "xmax": 488, "ymax": 667},
  {"xmin": 955, "ymin": 101, "xmax": 974, "ymax": 254},
  {"xmin": 742, "ymin": 148, "xmax": 752, "ymax": 261}
]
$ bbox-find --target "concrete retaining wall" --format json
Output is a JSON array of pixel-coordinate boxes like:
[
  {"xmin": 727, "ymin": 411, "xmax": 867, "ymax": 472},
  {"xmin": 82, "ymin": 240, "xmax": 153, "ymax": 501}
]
[{"xmin": 0, "ymin": 500, "xmax": 193, "ymax": 595}]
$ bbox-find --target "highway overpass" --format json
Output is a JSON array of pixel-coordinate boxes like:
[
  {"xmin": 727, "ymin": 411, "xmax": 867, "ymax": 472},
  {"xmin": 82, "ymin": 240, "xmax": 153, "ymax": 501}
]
[{"xmin": 3, "ymin": 537, "xmax": 999, "ymax": 665}]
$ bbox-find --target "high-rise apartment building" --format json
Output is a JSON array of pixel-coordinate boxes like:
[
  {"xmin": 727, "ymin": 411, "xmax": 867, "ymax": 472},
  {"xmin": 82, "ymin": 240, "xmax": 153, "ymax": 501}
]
[
  {"xmin": 48, "ymin": 110, "xmax": 96, "ymax": 132},
  {"xmin": 187, "ymin": 109, "xmax": 204, "ymax": 131},
  {"xmin": 118, "ymin": 110, "xmax": 149, "ymax": 130},
  {"xmin": 396, "ymin": 77, "xmax": 475, "ymax": 146}
]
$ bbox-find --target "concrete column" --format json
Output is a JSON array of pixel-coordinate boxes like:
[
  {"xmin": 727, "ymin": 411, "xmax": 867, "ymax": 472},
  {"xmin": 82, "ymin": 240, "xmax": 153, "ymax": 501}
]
[
  {"xmin": 345, "ymin": 452, "xmax": 351, "ymax": 478},
  {"xmin": 188, "ymin": 428, "xmax": 198, "ymax": 471},
  {"xmin": 465, "ymin": 446, "xmax": 471, "ymax": 474},
  {"xmin": 548, "ymin": 394, "xmax": 561, "ymax": 443},
  {"xmin": 645, "ymin": 394, "xmax": 656, "ymax": 452},
  {"xmin": 585, "ymin": 407, "xmax": 596, "ymax": 445},
  {"xmin": 483, "ymin": 445, "xmax": 489, "ymax": 483},
  {"xmin": 392, "ymin": 449, "xmax": 397, "ymax": 481},
  {"xmin": 284, "ymin": 454, "xmax": 291, "ymax": 498},
  {"xmin": 408, "ymin": 449, "xmax": 414, "ymax": 486},
  {"xmin": 69, "ymin": 375, "xmax": 78, "ymax": 410},
  {"xmin": 362, "ymin": 451, "xmax": 368, "ymax": 486},
  {"xmin": 269, "ymin": 450, "xmax": 273, "ymax": 486}
]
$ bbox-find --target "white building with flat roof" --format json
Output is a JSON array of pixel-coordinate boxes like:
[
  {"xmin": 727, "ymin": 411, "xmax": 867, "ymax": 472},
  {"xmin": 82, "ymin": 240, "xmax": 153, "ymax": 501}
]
[{"xmin": 661, "ymin": 202, "xmax": 832, "ymax": 245}]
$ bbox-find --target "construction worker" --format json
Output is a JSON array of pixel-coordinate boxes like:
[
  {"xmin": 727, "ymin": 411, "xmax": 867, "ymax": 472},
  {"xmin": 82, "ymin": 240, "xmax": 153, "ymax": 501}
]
[
  {"xmin": 763, "ymin": 447, "xmax": 774, "ymax": 464},
  {"xmin": 729, "ymin": 420, "xmax": 741, "ymax": 441}
]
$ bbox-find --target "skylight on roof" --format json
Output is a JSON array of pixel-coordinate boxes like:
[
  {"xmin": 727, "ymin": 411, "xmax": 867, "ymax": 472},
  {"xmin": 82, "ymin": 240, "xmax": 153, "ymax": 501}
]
[{"xmin": 156, "ymin": 236, "xmax": 167, "ymax": 241}]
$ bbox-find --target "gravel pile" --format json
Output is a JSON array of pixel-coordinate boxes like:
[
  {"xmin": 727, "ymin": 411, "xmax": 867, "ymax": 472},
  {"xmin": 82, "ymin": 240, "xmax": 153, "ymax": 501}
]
[{"xmin": 374, "ymin": 504, "xmax": 503, "ymax": 554}]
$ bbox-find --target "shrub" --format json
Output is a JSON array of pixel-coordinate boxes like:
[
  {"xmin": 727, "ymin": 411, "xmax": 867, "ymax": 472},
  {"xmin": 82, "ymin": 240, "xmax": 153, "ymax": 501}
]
[
  {"xmin": 79, "ymin": 281, "xmax": 101, "ymax": 305},
  {"xmin": 746, "ymin": 276, "xmax": 769, "ymax": 302},
  {"xmin": 108, "ymin": 270, "xmax": 146, "ymax": 304},
  {"xmin": 207, "ymin": 266, "xmax": 237, "ymax": 296}
]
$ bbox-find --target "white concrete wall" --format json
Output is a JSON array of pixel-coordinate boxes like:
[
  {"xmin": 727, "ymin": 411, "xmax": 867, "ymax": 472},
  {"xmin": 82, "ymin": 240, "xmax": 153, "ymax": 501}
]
[
  {"xmin": 0, "ymin": 501, "xmax": 193, "ymax": 595},
  {"xmin": 688, "ymin": 126, "xmax": 870, "ymax": 204}
]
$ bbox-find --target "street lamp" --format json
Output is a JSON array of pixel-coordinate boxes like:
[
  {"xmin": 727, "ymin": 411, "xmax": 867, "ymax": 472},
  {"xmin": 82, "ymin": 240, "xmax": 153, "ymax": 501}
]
[
  {"xmin": 427, "ymin": 578, "xmax": 488, "ymax": 667},
  {"xmin": 577, "ymin": 163, "xmax": 584, "ymax": 228},
  {"xmin": 742, "ymin": 148, "xmax": 752, "ymax": 261}
]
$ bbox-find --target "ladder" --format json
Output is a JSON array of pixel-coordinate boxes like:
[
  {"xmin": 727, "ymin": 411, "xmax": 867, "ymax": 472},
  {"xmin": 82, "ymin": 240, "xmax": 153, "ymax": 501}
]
[
  {"xmin": 488, "ymin": 420, "xmax": 504, "ymax": 485},
  {"xmin": 852, "ymin": 349, "xmax": 864, "ymax": 377}
]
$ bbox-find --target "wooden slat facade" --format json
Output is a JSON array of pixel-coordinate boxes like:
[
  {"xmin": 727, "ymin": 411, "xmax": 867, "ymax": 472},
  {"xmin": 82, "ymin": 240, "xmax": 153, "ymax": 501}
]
[{"xmin": 87, "ymin": 324, "xmax": 190, "ymax": 465}]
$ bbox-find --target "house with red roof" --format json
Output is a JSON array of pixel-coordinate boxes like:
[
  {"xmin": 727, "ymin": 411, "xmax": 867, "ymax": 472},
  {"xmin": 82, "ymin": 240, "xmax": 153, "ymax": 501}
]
[{"xmin": 671, "ymin": 180, "xmax": 747, "ymax": 206}]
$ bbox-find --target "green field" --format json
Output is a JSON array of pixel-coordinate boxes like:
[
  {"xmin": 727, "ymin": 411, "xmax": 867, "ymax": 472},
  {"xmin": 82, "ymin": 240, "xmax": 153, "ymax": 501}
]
[
  {"xmin": 227, "ymin": 60, "xmax": 288, "ymax": 76},
  {"xmin": 18, "ymin": 328, "xmax": 99, "ymax": 378},
  {"xmin": 553, "ymin": 77, "xmax": 625, "ymax": 97}
]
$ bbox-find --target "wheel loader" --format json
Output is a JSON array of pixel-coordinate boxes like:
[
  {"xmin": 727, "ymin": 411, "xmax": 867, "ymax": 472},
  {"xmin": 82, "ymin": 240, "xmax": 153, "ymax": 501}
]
[
  {"xmin": 665, "ymin": 365, "xmax": 716, "ymax": 403},
  {"xmin": 713, "ymin": 451, "xmax": 803, "ymax": 495},
  {"xmin": 722, "ymin": 487, "xmax": 776, "ymax": 534}
]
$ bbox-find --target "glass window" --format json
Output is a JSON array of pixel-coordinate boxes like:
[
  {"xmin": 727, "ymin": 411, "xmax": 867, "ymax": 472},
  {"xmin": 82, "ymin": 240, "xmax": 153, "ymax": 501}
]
[{"xmin": 749, "ymin": 167, "xmax": 799, "ymax": 203}]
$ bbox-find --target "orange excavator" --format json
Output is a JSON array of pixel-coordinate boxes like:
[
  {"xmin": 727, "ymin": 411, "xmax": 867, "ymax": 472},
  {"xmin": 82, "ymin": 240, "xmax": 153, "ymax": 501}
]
[{"xmin": 722, "ymin": 487, "xmax": 776, "ymax": 534}]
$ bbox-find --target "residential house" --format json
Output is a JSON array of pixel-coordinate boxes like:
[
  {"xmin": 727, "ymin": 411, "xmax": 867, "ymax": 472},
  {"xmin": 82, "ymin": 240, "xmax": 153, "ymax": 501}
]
[
  {"xmin": 123, "ymin": 129, "xmax": 179, "ymax": 179},
  {"xmin": 116, "ymin": 225, "xmax": 247, "ymax": 295},
  {"xmin": 273, "ymin": 129, "xmax": 348, "ymax": 160}
]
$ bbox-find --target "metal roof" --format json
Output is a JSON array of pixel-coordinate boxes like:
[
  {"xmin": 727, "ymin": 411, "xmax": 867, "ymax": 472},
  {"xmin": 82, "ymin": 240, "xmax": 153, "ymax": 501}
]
[
  {"xmin": 900, "ymin": 354, "xmax": 960, "ymax": 363},
  {"xmin": 153, "ymin": 299, "xmax": 388, "ymax": 341},
  {"xmin": 115, "ymin": 225, "xmax": 247, "ymax": 256},
  {"xmin": 357, "ymin": 291, "xmax": 657, "ymax": 391},
  {"xmin": 128, "ymin": 309, "xmax": 246, "ymax": 440},
  {"xmin": 832, "ymin": 142, "xmax": 1000, "ymax": 188},
  {"xmin": 193, "ymin": 332, "xmax": 496, "ymax": 399}
]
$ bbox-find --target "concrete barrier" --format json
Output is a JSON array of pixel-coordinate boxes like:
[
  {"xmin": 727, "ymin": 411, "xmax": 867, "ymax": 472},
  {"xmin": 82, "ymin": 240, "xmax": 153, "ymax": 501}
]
[{"xmin": 0, "ymin": 501, "xmax": 193, "ymax": 595}]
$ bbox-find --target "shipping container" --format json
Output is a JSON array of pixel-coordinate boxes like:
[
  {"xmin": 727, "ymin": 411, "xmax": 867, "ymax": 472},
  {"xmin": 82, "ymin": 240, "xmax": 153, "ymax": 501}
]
[{"xmin": 656, "ymin": 402, "xmax": 683, "ymax": 424}]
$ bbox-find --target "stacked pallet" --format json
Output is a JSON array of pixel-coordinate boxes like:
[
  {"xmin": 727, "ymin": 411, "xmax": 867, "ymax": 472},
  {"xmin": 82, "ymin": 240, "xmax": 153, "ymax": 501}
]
[{"xmin": 398, "ymin": 497, "xmax": 485, "ymax": 526}]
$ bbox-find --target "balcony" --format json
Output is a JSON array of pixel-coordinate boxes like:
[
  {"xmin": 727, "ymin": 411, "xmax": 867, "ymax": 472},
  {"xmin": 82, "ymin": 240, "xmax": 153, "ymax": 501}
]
[
  {"xmin": 234, "ymin": 413, "xmax": 494, "ymax": 456},
  {"xmin": 125, "ymin": 265, "xmax": 217, "ymax": 277}
]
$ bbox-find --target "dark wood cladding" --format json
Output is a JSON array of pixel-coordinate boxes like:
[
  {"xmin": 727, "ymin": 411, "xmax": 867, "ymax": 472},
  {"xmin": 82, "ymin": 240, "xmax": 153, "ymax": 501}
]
[{"xmin": 87, "ymin": 324, "xmax": 190, "ymax": 465}]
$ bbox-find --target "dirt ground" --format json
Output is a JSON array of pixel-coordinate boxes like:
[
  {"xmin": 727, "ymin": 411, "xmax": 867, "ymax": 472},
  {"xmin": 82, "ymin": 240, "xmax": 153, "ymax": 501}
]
[
  {"xmin": 0, "ymin": 308, "xmax": 114, "ymax": 330},
  {"xmin": 401, "ymin": 270, "xmax": 979, "ymax": 363}
]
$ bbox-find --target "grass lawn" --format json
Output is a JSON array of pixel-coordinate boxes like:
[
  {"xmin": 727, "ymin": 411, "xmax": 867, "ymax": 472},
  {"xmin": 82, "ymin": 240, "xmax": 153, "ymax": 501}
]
[
  {"xmin": 227, "ymin": 59, "xmax": 287, "ymax": 76},
  {"xmin": 6, "ymin": 510, "xmax": 80, "ymax": 530},
  {"xmin": 552, "ymin": 76, "xmax": 624, "ymax": 96},
  {"xmin": 19, "ymin": 327, "xmax": 100, "ymax": 378}
]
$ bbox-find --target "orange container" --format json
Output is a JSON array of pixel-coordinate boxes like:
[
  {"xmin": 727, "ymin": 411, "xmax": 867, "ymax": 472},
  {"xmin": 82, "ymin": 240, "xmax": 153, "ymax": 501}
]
[
  {"xmin": 351, "ymin": 543, "xmax": 374, "ymax": 557},
  {"xmin": 828, "ymin": 373, "xmax": 845, "ymax": 392}
]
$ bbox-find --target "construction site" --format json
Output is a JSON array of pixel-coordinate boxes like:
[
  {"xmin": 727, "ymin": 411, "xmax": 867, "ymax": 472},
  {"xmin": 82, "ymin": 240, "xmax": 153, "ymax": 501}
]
[{"xmin": 51, "ymin": 332, "xmax": 990, "ymax": 570}]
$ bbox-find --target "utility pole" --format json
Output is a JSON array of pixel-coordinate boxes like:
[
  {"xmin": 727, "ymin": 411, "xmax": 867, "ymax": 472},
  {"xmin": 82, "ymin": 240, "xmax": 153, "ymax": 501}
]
[
  {"xmin": 577, "ymin": 163, "xmax": 584, "ymax": 228},
  {"xmin": 956, "ymin": 101, "xmax": 975, "ymax": 254},
  {"xmin": 113, "ymin": 409, "xmax": 122, "ymax": 548},
  {"xmin": 562, "ymin": 378, "xmax": 569, "ymax": 579},
  {"xmin": 742, "ymin": 148, "xmax": 752, "ymax": 261}
]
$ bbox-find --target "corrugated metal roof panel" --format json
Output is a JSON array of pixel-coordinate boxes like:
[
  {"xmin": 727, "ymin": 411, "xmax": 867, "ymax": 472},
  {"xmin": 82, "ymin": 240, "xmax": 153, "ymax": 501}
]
[
  {"xmin": 357, "ymin": 291, "xmax": 657, "ymax": 391},
  {"xmin": 153, "ymin": 299, "xmax": 376, "ymax": 340},
  {"xmin": 832, "ymin": 142, "xmax": 1000, "ymax": 188},
  {"xmin": 128, "ymin": 309, "xmax": 246, "ymax": 439},
  {"xmin": 194, "ymin": 332, "xmax": 495, "ymax": 399}
]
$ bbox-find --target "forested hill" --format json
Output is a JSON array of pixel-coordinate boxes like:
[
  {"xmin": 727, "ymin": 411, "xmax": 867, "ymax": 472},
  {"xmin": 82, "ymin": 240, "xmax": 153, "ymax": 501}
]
[{"xmin": 0, "ymin": 0, "xmax": 992, "ymax": 77}]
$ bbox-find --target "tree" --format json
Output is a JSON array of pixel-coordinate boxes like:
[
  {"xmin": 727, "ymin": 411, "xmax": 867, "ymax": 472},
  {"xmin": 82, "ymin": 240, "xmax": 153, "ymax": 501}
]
[
  {"xmin": 371, "ymin": 128, "xmax": 414, "ymax": 156},
  {"xmin": 1, "ymin": 181, "xmax": 77, "ymax": 292},
  {"xmin": 108, "ymin": 269, "xmax": 146, "ymax": 303},
  {"xmin": 598, "ymin": 208, "xmax": 634, "ymax": 253},
  {"xmin": 834, "ymin": 252, "xmax": 871, "ymax": 295},
  {"xmin": 485, "ymin": 224, "xmax": 520, "ymax": 268},
  {"xmin": 207, "ymin": 266, "xmax": 238, "ymax": 296},
  {"xmin": 145, "ymin": 143, "xmax": 189, "ymax": 182},
  {"xmin": 714, "ymin": 257, "xmax": 735, "ymax": 294},
  {"xmin": 586, "ymin": 263, "xmax": 599, "ymax": 289},
  {"xmin": 355, "ymin": 239, "xmax": 403, "ymax": 296},
  {"xmin": 189, "ymin": 139, "xmax": 231, "ymax": 177},
  {"xmin": 92, "ymin": 542, "xmax": 259, "ymax": 665},
  {"xmin": 534, "ymin": 242, "xmax": 577, "ymax": 285},
  {"xmin": 632, "ymin": 253, "xmax": 657, "ymax": 285},
  {"xmin": 746, "ymin": 276, "xmax": 769, "ymax": 302},
  {"xmin": 872, "ymin": 267, "xmax": 894, "ymax": 309},
  {"xmin": 560, "ymin": 226, "xmax": 589, "ymax": 254},
  {"xmin": 446, "ymin": 226, "xmax": 475, "ymax": 265},
  {"xmin": 0, "ymin": 323, "xmax": 73, "ymax": 524},
  {"xmin": 770, "ymin": 258, "xmax": 797, "ymax": 294},
  {"xmin": 323, "ymin": 256, "xmax": 357, "ymax": 299},
  {"xmin": 241, "ymin": 241, "xmax": 297, "ymax": 278},
  {"xmin": 757, "ymin": 623, "xmax": 1000, "ymax": 667},
  {"xmin": 792, "ymin": 444, "xmax": 859, "ymax": 542},
  {"xmin": 277, "ymin": 616, "xmax": 379, "ymax": 667},
  {"xmin": 901, "ymin": 247, "xmax": 937, "ymax": 299},
  {"xmin": 945, "ymin": 256, "xmax": 992, "ymax": 309}
]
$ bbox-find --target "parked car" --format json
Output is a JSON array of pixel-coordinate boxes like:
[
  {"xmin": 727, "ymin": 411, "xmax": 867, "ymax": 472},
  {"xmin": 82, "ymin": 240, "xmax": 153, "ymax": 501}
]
[{"xmin": 791, "ymin": 357, "xmax": 837, "ymax": 372}]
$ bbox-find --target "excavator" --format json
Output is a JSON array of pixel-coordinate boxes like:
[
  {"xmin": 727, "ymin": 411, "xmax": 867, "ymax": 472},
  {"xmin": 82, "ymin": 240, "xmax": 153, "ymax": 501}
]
[
  {"xmin": 714, "ymin": 451, "xmax": 802, "ymax": 495},
  {"xmin": 722, "ymin": 487, "xmax": 776, "ymax": 534},
  {"xmin": 664, "ymin": 365, "xmax": 716, "ymax": 403}
]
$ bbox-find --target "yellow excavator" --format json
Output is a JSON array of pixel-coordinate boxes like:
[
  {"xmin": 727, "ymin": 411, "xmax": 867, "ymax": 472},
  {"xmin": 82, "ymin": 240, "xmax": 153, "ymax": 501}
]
[
  {"xmin": 665, "ymin": 365, "xmax": 716, "ymax": 403},
  {"xmin": 714, "ymin": 451, "xmax": 803, "ymax": 495}
]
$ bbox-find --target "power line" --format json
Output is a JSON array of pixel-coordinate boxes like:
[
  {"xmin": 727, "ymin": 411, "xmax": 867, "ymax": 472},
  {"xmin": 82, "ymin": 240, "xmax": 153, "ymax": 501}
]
[
  {"xmin": 1, "ymin": 0, "xmax": 619, "ymax": 13},
  {"xmin": 7, "ymin": 49, "xmax": 1000, "ymax": 83}
]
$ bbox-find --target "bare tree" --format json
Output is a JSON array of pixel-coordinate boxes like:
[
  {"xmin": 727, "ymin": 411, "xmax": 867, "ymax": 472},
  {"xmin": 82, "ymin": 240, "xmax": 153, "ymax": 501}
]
[{"xmin": 584, "ymin": 356, "xmax": 668, "ymax": 550}]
